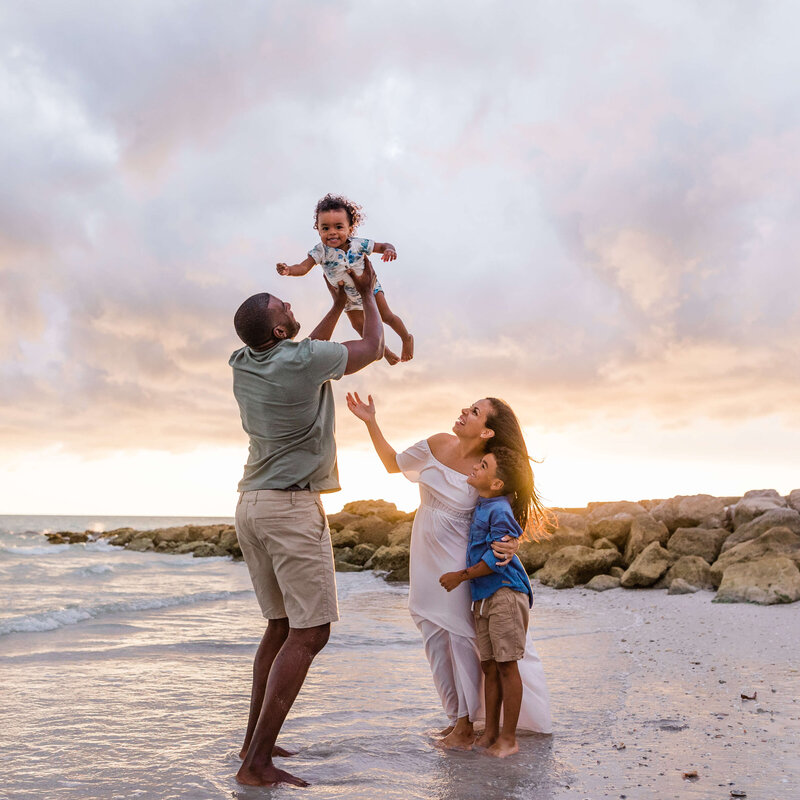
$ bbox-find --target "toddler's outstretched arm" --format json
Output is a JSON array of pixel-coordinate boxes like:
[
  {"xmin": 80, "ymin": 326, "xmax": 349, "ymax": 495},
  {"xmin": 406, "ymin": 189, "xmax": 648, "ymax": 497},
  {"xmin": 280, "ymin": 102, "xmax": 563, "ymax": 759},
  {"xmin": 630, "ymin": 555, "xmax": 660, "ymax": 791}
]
[
  {"xmin": 372, "ymin": 242, "xmax": 397, "ymax": 262},
  {"xmin": 276, "ymin": 255, "xmax": 315, "ymax": 276}
]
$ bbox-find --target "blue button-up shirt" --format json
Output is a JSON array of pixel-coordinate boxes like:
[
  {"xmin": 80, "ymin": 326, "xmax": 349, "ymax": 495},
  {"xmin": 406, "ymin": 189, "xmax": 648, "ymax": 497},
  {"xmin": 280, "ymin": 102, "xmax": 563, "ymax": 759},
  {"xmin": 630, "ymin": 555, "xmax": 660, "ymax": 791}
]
[{"xmin": 466, "ymin": 495, "xmax": 533, "ymax": 607}]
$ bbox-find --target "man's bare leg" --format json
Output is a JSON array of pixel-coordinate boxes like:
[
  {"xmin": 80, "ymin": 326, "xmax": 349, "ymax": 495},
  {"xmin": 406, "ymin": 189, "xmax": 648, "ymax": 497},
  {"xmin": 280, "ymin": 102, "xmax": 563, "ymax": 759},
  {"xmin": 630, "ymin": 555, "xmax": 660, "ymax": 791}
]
[
  {"xmin": 438, "ymin": 715, "xmax": 475, "ymax": 750},
  {"xmin": 475, "ymin": 659, "xmax": 501, "ymax": 748},
  {"xmin": 346, "ymin": 308, "xmax": 399, "ymax": 365},
  {"xmin": 375, "ymin": 292, "xmax": 413, "ymax": 362},
  {"xmin": 239, "ymin": 618, "xmax": 296, "ymax": 760},
  {"xmin": 487, "ymin": 660, "xmax": 522, "ymax": 758},
  {"xmin": 236, "ymin": 623, "xmax": 330, "ymax": 787}
]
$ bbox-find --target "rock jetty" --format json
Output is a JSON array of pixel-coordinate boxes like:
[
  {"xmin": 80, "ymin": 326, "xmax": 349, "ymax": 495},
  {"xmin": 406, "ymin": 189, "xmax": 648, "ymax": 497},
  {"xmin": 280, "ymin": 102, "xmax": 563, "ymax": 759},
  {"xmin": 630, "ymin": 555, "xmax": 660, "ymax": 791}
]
[{"xmin": 43, "ymin": 490, "xmax": 800, "ymax": 605}]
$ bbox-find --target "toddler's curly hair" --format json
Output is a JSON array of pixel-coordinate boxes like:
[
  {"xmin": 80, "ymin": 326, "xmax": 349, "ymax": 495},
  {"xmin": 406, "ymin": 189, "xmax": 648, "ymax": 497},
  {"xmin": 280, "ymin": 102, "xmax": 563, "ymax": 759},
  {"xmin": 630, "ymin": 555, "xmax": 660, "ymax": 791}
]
[{"xmin": 314, "ymin": 193, "xmax": 365, "ymax": 231}]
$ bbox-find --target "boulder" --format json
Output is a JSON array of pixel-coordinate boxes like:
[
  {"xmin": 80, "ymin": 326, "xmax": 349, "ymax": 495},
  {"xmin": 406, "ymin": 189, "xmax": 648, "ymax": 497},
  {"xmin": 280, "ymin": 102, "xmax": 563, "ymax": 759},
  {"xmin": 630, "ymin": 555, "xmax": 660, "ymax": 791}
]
[
  {"xmin": 623, "ymin": 515, "xmax": 669, "ymax": 565},
  {"xmin": 585, "ymin": 574, "xmax": 621, "ymax": 592},
  {"xmin": 732, "ymin": 490, "xmax": 788, "ymax": 529},
  {"xmin": 710, "ymin": 527, "xmax": 800, "ymax": 587},
  {"xmin": 650, "ymin": 495, "xmax": 727, "ymax": 532},
  {"xmin": 667, "ymin": 527, "xmax": 730, "ymax": 564},
  {"xmin": 387, "ymin": 521, "xmax": 413, "ymax": 547},
  {"xmin": 216, "ymin": 530, "xmax": 242, "ymax": 558},
  {"xmin": 587, "ymin": 502, "xmax": 648, "ymax": 548},
  {"xmin": 45, "ymin": 533, "xmax": 68, "ymax": 544},
  {"xmin": 127, "ymin": 537, "xmax": 155, "ymax": 552},
  {"xmin": 365, "ymin": 545, "xmax": 410, "ymax": 573},
  {"xmin": 334, "ymin": 560, "xmax": 363, "ymax": 573},
  {"xmin": 351, "ymin": 543, "xmax": 378, "ymax": 566},
  {"xmin": 620, "ymin": 542, "xmax": 676, "ymax": 588},
  {"xmin": 609, "ymin": 566, "xmax": 625, "ymax": 578},
  {"xmin": 341, "ymin": 499, "xmax": 410, "ymax": 523},
  {"xmin": 714, "ymin": 556, "xmax": 800, "ymax": 605},
  {"xmin": 659, "ymin": 556, "xmax": 714, "ymax": 591},
  {"xmin": 385, "ymin": 565, "xmax": 410, "ymax": 582},
  {"xmin": 331, "ymin": 529, "xmax": 360, "ymax": 548},
  {"xmin": 152, "ymin": 527, "xmax": 192, "ymax": 545},
  {"xmin": 720, "ymin": 509, "xmax": 800, "ymax": 553},
  {"xmin": 787, "ymin": 489, "xmax": 800, "ymax": 514},
  {"xmin": 345, "ymin": 514, "xmax": 395, "ymax": 547},
  {"xmin": 668, "ymin": 578, "xmax": 699, "ymax": 595},
  {"xmin": 327, "ymin": 511, "xmax": 362, "ymax": 532},
  {"xmin": 517, "ymin": 525, "xmax": 593, "ymax": 572},
  {"xmin": 551, "ymin": 511, "xmax": 589, "ymax": 533},
  {"xmin": 109, "ymin": 529, "xmax": 137, "ymax": 546},
  {"xmin": 192, "ymin": 542, "xmax": 225, "ymax": 558},
  {"xmin": 593, "ymin": 537, "xmax": 618, "ymax": 550},
  {"xmin": 537, "ymin": 546, "xmax": 623, "ymax": 589},
  {"xmin": 174, "ymin": 541, "xmax": 207, "ymax": 554}
]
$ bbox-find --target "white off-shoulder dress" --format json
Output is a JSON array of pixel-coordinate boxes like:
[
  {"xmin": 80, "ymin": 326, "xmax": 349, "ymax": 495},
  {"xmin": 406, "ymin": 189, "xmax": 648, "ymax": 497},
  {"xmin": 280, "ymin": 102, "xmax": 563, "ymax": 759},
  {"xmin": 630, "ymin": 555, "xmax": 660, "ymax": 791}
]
[{"xmin": 396, "ymin": 439, "xmax": 552, "ymax": 733}]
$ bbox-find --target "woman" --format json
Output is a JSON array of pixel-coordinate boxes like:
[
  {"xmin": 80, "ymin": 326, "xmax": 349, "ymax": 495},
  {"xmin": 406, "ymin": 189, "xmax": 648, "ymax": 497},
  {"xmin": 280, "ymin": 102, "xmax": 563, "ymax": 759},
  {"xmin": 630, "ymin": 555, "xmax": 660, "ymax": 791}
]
[{"xmin": 346, "ymin": 393, "xmax": 552, "ymax": 748}]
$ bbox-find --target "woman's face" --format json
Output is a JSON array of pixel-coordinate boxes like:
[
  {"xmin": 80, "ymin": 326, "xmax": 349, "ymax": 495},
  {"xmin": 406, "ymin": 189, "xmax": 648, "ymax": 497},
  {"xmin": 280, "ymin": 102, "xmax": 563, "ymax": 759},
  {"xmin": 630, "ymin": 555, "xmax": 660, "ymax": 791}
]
[{"xmin": 453, "ymin": 399, "xmax": 494, "ymax": 443}]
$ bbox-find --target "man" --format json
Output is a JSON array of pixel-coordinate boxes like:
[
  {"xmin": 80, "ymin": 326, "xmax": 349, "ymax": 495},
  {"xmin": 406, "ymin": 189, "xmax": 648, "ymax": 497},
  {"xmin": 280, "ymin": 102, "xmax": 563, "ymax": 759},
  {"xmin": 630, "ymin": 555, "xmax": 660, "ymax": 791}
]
[{"xmin": 230, "ymin": 259, "xmax": 384, "ymax": 787}]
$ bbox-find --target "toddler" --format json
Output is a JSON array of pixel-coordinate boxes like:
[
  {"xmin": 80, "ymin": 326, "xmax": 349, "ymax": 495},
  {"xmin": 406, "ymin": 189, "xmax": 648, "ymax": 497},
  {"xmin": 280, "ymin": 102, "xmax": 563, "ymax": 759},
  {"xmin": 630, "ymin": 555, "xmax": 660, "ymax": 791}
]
[
  {"xmin": 276, "ymin": 194, "xmax": 414, "ymax": 364},
  {"xmin": 439, "ymin": 445, "xmax": 543, "ymax": 758}
]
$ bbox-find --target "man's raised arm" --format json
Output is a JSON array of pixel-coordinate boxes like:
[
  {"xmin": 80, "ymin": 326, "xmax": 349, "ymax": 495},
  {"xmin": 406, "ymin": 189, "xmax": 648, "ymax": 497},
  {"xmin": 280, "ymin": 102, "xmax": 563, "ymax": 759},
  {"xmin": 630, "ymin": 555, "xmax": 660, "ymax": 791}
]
[{"xmin": 342, "ymin": 256, "xmax": 384, "ymax": 374}]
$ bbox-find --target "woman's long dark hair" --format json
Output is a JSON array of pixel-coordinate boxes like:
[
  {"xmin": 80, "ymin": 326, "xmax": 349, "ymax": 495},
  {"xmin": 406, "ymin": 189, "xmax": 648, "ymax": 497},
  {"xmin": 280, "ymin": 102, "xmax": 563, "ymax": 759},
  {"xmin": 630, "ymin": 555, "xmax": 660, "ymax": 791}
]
[{"xmin": 484, "ymin": 397, "xmax": 552, "ymax": 539}]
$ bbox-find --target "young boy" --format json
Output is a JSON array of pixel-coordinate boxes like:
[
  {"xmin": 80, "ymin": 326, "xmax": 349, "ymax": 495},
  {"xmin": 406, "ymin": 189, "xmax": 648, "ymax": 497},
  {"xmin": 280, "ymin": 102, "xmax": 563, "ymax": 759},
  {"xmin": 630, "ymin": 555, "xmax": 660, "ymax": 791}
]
[{"xmin": 439, "ymin": 448, "xmax": 534, "ymax": 758}]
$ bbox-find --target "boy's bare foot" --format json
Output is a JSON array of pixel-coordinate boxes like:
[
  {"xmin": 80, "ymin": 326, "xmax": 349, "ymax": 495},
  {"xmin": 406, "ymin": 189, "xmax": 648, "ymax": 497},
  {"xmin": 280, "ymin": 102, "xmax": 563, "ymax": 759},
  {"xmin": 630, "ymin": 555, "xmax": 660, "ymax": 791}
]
[
  {"xmin": 400, "ymin": 334, "xmax": 414, "ymax": 361},
  {"xmin": 486, "ymin": 735, "xmax": 519, "ymax": 758},
  {"xmin": 437, "ymin": 728, "xmax": 475, "ymax": 750},
  {"xmin": 235, "ymin": 763, "xmax": 309, "ymax": 787},
  {"xmin": 384, "ymin": 347, "xmax": 400, "ymax": 365},
  {"xmin": 475, "ymin": 731, "xmax": 498, "ymax": 749},
  {"xmin": 237, "ymin": 744, "xmax": 296, "ymax": 760}
]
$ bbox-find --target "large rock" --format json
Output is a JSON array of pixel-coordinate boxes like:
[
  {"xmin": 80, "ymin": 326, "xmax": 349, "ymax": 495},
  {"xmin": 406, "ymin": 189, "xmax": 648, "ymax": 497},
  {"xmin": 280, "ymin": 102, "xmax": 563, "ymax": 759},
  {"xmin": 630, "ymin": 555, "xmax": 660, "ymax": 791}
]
[
  {"xmin": 732, "ymin": 490, "xmax": 788, "ymax": 529},
  {"xmin": 216, "ymin": 530, "xmax": 242, "ymax": 558},
  {"xmin": 517, "ymin": 525, "xmax": 593, "ymax": 572},
  {"xmin": 127, "ymin": 536, "xmax": 155, "ymax": 552},
  {"xmin": 109, "ymin": 529, "xmax": 137, "ymax": 546},
  {"xmin": 668, "ymin": 578, "xmax": 699, "ymax": 595},
  {"xmin": 658, "ymin": 555, "xmax": 714, "ymax": 590},
  {"xmin": 620, "ymin": 542, "xmax": 676, "ymax": 588},
  {"xmin": 585, "ymin": 574, "xmax": 621, "ymax": 592},
  {"xmin": 387, "ymin": 521, "xmax": 413, "ymax": 547},
  {"xmin": 720, "ymin": 509, "xmax": 800, "ymax": 553},
  {"xmin": 351, "ymin": 543, "xmax": 378, "ymax": 566},
  {"xmin": 344, "ymin": 514, "xmax": 395, "ymax": 547},
  {"xmin": 787, "ymin": 489, "xmax": 800, "ymax": 514},
  {"xmin": 327, "ymin": 511, "xmax": 362, "ymax": 532},
  {"xmin": 192, "ymin": 542, "xmax": 226, "ymax": 558},
  {"xmin": 650, "ymin": 494, "xmax": 727, "ymax": 532},
  {"xmin": 624, "ymin": 515, "xmax": 669, "ymax": 565},
  {"xmin": 331, "ymin": 529, "xmax": 360, "ymax": 548},
  {"xmin": 667, "ymin": 527, "xmax": 730, "ymax": 564},
  {"xmin": 537, "ymin": 546, "xmax": 623, "ymax": 589},
  {"xmin": 710, "ymin": 527, "xmax": 800, "ymax": 587},
  {"xmin": 365, "ymin": 545, "xmax": 410, "ymax": 572},
  {"xmin": 714, "ymin": 556, "xmax": 800, "ymax": 605},
  {"xmin": 341, "ymin": 500, "xmax": 410, "ymax": 523},
  {"xmin": 586, "ymin": 502, "xmax": 647, "ymax": 548}
]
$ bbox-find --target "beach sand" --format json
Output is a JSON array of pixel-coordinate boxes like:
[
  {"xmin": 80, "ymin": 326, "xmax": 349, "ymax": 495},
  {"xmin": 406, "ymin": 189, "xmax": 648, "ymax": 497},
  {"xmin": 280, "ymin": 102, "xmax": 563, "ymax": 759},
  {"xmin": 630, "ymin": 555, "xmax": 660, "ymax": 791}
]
[{"xmin": 535, "ymin": 585, "xmax": 800, "ymax": 799}]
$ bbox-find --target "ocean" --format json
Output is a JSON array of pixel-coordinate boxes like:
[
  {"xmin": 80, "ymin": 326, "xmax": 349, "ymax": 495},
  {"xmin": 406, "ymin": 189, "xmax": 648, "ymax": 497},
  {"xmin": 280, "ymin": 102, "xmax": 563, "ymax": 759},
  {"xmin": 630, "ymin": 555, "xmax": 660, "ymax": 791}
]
[{"xmin": 0, "ymin": 515, "xmax": 632, "ymax": 800}]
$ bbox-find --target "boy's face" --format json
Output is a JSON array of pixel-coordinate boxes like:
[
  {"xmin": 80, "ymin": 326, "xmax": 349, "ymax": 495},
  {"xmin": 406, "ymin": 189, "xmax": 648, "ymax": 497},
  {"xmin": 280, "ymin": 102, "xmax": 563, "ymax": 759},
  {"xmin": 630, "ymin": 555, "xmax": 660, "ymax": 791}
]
[
  {"xmin": 467, "ymin": 453, "xmax": 504, "ymax": 495},
  {"xmin": 317, "ymin": 209, "xmax": 353, "ymax": 249}
]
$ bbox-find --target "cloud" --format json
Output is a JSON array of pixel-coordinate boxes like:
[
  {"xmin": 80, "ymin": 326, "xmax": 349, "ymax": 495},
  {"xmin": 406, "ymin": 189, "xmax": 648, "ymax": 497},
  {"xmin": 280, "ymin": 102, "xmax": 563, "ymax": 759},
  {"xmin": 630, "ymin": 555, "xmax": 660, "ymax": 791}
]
[{"xmin": 1, "ymin": 1, "xmax": 799, "ymax": 460}]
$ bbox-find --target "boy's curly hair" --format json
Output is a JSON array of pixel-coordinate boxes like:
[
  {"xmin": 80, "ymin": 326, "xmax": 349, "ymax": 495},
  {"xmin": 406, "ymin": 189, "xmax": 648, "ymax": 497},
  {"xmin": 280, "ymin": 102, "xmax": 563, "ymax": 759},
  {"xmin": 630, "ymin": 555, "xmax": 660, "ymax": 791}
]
[{"xmin": 313, "ymin": 193, "xmax": 365, "ymax": 231}]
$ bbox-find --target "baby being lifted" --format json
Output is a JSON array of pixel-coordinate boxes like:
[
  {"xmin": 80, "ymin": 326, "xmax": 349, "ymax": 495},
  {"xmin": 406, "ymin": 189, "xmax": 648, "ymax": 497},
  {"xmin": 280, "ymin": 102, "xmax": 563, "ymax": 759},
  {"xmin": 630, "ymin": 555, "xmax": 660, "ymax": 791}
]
[{"xmin": 277, "ymin": 193, "xmax": 414, "ymax": 364}]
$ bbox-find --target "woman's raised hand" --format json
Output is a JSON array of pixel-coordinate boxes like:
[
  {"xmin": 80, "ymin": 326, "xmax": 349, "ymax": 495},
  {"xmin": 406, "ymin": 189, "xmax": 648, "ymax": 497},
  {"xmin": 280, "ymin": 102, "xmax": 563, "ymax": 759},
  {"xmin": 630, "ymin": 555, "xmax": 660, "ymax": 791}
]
[
  {"xmin": 346, "ymin": 391, "xmax": 376, "ymax": 423},
  {"xmin": 491, "ymin": 535, "xmax": 520, "ymax": 566}
]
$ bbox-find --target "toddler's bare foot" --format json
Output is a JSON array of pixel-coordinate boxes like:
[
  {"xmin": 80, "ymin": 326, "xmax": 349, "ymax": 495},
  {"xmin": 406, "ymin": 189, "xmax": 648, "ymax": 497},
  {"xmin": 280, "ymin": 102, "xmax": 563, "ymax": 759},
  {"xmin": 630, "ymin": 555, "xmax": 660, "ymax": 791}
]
[
  {"xmin": 400, "ymin": 334, "xmax": 414, "ymax": 361},
  {"xmin": 475, "ymin": 731, "xmax": 498, "ymax": 749},
  {"xmin": 486, "ymin": 735, "xmax": 519, "ymax": 758},
  {"xmin": 384, "ymin": 347, "xmax": 400, "ymax": 365},
  {"xmin": 235, "ymin": 763, "xmax": 309, "ymax": 787},
  {"xmin": 437, "ymin": 728, "xmax": 475, "ymax": 751}
]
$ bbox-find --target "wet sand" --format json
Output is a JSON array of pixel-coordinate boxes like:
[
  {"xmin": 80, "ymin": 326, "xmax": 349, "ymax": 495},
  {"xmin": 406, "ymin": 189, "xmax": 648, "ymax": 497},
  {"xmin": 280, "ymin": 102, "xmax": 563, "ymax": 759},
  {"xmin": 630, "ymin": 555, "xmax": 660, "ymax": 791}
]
[{"xmin": 535, "ymin": 584, "xmax": 800, "ymax": 799}]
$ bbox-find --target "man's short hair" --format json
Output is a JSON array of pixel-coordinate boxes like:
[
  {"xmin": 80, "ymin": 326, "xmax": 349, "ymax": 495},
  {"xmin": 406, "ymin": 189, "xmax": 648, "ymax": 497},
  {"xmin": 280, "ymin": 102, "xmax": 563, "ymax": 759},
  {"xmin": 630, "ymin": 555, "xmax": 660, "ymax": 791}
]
[{"xmin": 234, "ymin": 293, "xmax": 276, "ymax": 348}]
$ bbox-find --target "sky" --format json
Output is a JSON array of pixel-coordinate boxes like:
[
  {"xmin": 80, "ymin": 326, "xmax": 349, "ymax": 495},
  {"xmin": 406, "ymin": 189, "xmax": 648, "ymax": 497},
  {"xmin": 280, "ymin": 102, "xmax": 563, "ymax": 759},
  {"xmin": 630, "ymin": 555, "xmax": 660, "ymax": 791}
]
[{"xmin": 1, "ymin": 1, "xmax": 799, "ymax": 516}]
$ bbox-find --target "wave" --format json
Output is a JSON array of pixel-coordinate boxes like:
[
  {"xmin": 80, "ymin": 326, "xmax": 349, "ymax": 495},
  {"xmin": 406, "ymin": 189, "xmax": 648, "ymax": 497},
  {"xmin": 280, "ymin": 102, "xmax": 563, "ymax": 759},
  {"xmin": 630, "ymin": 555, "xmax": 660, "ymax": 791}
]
[
  {"xmin": 0, "ymin": 589, "xmax": 251, "ymax": 636},
  {"xmin": 0, "ymin": 544, "xmax": 70, "ymax": 556}
]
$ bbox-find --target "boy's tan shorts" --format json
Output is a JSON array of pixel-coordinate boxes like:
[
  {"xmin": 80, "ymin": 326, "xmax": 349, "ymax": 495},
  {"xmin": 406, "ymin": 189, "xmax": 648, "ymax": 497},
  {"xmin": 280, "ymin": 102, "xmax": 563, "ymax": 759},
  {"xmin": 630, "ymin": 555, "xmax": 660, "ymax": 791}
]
[
  {"xmin": 473, "ymin": 587, "xmax": 530, "ymax": 662},
  {"xmin": 235, "ymin": 489, "xmax": 339, "ymax": 629}
]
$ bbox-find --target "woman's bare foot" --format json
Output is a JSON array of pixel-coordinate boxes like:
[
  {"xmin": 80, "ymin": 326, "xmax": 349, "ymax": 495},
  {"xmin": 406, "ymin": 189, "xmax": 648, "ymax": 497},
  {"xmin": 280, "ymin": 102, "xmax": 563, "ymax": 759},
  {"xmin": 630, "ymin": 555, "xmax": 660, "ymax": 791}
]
[
  {"xmin": 437, "ymin": 725, "xmax": 455, "ymax": 737},
  {"xmin": 475, "ymin": 731, "xmax": 498, "ymax": 749},
  {"xmin": 400, "ymin": 334, "xmax": 414, "ymax": 361},
  {"xmin": 437, "ymin": 728, "xmax": 475, "ymax": 750},
  {"xmin": 235, "ymin": 763, "xmax": 309, "ymax": 787},
  {"xmin": 486, "ymin": 735, "xmax": 519, "ymax": 758},
  {"xmin": 384, "ymin": 347, "xmax": 400, "ymax": 365},
  {"xmin": 238, "ymin": 744, "xmax": 296, "ymax": 760}
]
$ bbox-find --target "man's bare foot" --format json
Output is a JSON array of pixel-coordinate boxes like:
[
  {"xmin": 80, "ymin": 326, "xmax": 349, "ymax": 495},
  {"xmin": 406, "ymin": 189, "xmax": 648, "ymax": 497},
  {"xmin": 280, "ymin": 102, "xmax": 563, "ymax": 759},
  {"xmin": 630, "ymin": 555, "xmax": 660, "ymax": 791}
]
[
  {"xmin": 475, "ymin": 731, "xmax": 498, "ymax": 749},
  {"xmin": 437, "ymin": 728, "xmax": 475, "ymax": 750},
  {"xmin": 400, "ymin": 334, "xmax": 414, "ymax": 361},
  {"xmin": 384, "ymin": 347, "xmax": 400, "ymax": 365},
  {"xmin": 238, "ymin": 744, "xmax": 296, "ymax": 760},
  {"xmin": 235, "ymin": 763, "xmax": 309, "ymax": 787},
  {"xmin": 486, "ymin": 735, "xmax": 519, "ymax": 758},
  {"xmin": 437, "ymin": 725, "xmax": 455, "ymax": 737}
]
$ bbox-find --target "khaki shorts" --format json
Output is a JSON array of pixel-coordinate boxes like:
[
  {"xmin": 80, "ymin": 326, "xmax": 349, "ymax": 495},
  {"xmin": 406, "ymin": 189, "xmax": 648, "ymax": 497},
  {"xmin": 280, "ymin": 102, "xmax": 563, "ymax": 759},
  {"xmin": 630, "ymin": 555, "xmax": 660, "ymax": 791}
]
[
  {"xmin": 473, "ymin": 587, "xmax": 530, "ymax": 663},
  {"xmin": 235, "ymin": 489, "xmax": 339, "ymax": 629}
]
